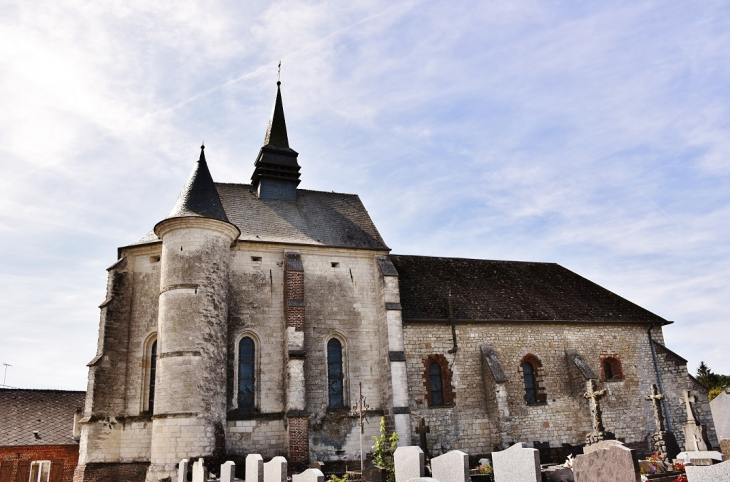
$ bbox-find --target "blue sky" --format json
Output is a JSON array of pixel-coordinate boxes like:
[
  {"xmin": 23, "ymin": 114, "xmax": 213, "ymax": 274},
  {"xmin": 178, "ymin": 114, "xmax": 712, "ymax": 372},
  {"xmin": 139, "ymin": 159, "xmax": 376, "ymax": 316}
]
[{"xmin": 0, "ymin": 0, "xmax": 728, "ymax": 390}]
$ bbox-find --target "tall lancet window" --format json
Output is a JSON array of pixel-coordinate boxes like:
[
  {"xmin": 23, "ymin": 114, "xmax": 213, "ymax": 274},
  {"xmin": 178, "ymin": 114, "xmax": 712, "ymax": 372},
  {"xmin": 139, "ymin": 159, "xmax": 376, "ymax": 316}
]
[
  {"xmin": 327, "ymin": 338, "xmax": 344, "ymax": 409},
  {"xmin": 429, "ymin": 362, "xmax": 444, "ymax": 406},
  {"xmin": 148, "ymin": 340, "xmax": 157, "ymax": 412},
  {"xmin": 522, "ymin": 362, "xmax": 537, "ymax": 404},
  {"xmin": 238, "ymin": 337, "xmax": 256, "ymax": 410}
]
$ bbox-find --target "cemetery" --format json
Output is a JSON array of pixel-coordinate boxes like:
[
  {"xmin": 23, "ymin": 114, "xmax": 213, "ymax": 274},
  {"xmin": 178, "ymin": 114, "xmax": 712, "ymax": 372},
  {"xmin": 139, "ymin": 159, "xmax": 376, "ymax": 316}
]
[{"xmin": 172, "ymin": 381, "xmax": 725, "ymax": 482}]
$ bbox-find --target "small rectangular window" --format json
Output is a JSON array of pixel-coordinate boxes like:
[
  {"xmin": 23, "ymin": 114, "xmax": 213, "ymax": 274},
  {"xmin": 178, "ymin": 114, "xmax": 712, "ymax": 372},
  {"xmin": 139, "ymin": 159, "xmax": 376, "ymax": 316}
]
[
  {"xmin": 29, "ymin": 461, "xmax": 51, "ymax": 482},
  {"xmin": 331, "ymin": 262, "xmax": 340, "ymax": 268},
  {"xmin": 251, "ymin": 256, "xmax": 262, "ymax": 262}
]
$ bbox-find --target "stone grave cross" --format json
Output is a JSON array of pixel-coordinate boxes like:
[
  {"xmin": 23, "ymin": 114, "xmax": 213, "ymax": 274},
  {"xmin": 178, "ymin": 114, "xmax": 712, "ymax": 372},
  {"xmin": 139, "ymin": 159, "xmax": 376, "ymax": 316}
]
[
  {"xmin": 350, "ymin": 382, "xmax": 374, "ymax": 472},
  {"xmin": 681, "ymin": 389, "xmax": 697, "ymax": 423},
  {"xmin": 416, "ymin": 417, "xmax": 430, "ymax": 459},
  {"xmin": 645, "ymin": 384, "xmax": 666, "ymax": 432},
  {"xmin": 584, "ymin": 379, "xmax": 608, "ymax": 434}
]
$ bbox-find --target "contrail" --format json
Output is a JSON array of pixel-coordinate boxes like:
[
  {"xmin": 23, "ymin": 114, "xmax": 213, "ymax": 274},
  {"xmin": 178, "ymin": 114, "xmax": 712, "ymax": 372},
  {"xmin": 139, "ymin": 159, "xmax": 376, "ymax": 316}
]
[
  {"xmin": 638, "ymin": 190, "xmax": 680, "ymax": 225},
  {"xmin": 148, "ymin": 0, "xmax": 420, "ymax": 117}
]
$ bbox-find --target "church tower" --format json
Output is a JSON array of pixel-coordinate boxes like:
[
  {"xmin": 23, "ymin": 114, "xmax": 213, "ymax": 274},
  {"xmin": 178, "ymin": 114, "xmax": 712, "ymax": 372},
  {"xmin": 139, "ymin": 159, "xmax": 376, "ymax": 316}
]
[{"xmin": 146, "ymin": 146, "xmax": 240, "ymax": 481}]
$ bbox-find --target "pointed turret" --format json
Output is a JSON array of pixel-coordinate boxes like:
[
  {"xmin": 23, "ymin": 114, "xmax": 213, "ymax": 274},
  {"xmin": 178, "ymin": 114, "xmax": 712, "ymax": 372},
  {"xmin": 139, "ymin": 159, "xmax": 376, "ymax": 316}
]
[
  {"xmin": 251, "ymin": 81, "xmax": 301, "ymax": 201},
  {"xmin": 154, "ymin": 145, "xmax": 239, "ymax": 236}
]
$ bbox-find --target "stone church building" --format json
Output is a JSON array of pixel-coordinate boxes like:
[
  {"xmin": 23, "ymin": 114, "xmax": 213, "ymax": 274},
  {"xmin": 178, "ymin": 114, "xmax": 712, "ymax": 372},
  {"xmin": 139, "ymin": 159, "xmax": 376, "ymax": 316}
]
[{"xmin": 74, "ymin": 83, "xmax": 717, "ymax": 481}]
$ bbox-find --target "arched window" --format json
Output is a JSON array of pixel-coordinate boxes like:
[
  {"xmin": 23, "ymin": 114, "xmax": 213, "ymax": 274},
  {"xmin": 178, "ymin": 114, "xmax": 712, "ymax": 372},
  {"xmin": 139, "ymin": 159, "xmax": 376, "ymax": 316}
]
[
  {"xmin": 601, "ymin": 356, "xmax": 624, "ymax": 381},
  {"xmin": 238, "ymin": 336, "xmax": 256, "ymax": 410},
  {"xmin": 522, "ymin": 362, "xmax": 537, "ymax": 404},
  {"xmin": 148, "ymin": 340, "xmax": 157, "ymax": 412},
  {"xmin": 429, "ymin": 362, "xmax": 444, "ymax": 406},
  {"xmin": 423, "ymin": 354, "xmax": 454, "ymax": 406},
  {"xmin": 327, "ymin": 338, "xmax": 344, "ymax": 409},
  {"xmin": 520, "ymin": 353, "xmax": 546, "ymax": 404},
  {"xmin": 142, "ymin": 333, "xmax": 157, "ymax": 414}
]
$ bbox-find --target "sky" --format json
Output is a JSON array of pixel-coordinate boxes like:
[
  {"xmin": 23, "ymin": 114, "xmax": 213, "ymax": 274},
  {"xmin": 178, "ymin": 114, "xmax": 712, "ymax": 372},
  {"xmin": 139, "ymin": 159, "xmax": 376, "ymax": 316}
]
[{"xmin": 0, "ymin": 0, "xmax": 728, "ymax": 390}]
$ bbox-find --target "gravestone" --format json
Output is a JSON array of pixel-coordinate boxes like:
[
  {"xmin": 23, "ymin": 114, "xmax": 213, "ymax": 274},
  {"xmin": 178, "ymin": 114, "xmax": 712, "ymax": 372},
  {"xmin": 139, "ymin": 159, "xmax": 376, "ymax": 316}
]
[
  {"xmin": 431, "ymin": 450, "xmax": 469, "ymax": 482},
  {"xmin": 583, "ymin": 379, "xmax": 616, "ymax": 445},
  {"xmin": 582, "ymin": 439, "xmax": 624, "ymax": 455},
  {"xmin": 491, "ymin": 443, "xmax": 540, "ymax": 482},
  {"xmin": 681, "ymin": 390, "xmax": 712, "ymax": 452},
  {"xmin": 192, "ymin": 458, "xmax": 208, "ymax": 482},
  {"xmin": 292, "ymin": 468, "xmax": 324, "ymax": 482},
  {"xmin": 684, "ymin": 459, "xmax": 730, "ymax": 481},
  {"xmin": 247, "ymin": 454, "xmax": 264, "ymax": 482},
  {"xmin": 541, "ymin": 466, "xmax": 574, "ymax": 482},
  {"xmin": 478, "ymin": 459, "xmax": 491, "ymax": 468},
  {"xmin": 394, "ymin": 446, "xmax": 425, "ymax": 482},
  {"xmin": 572, "ymin": 444, "xmax": 640, "ymax": 482},
  {"xmin": 221, "ymin": 461, "xmax": 236, "ymax": 482},
  {"xmin": 363, "ymin": 466, "xmax": 388, "ymax": 482},
  {"xmin": 264, "ymin": 456, "xmax": 287, "ymax": 482},
  {"xmin": 178, "ymin": 459, "xmax": 189, "ymax": 482},
  {"xmin": 308, "ymin": 461, "xmax": 325, "ymax": 470},
  {"xmin": 404, "ymin": 479, "xmax": 438, "ymax": 482},
  {"xmin": 721, "ymin": 439, "xmax": 730, "ymax": 461},
  {"xmin": 645, "ymin": 384, "xmax": 680, "ymax": 462}
]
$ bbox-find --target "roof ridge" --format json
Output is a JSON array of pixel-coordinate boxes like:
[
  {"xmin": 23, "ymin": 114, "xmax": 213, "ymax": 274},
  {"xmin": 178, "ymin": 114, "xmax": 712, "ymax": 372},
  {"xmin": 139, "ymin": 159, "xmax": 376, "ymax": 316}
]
[{"xmin": 389, "ymin": 254, "xmax": 558, "ymax": 265}]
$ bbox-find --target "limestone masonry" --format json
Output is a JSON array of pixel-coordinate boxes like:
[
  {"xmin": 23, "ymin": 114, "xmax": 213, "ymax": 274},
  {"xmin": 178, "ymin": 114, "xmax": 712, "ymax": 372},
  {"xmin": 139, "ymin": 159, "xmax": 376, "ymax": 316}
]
[{"xmin": 73, "ymin": 83, "xmax": 717, "ymax": 482}]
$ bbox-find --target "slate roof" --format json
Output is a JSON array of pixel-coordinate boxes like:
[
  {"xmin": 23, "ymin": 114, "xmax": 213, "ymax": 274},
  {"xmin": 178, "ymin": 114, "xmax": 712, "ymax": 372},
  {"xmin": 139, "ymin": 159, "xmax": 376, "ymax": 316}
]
[
  {"xmin": 129, "ymin": 184, "xmax": 389, "ymax": 251},
  {"xmin": 389, "ymin": 255, "xmax": 669, "ymax": 324},
  {"xmin": 155, "ymin": 146, "xmax": 234, "ymax": 232},
  {"xmin": 0, "ymin": 389, "xmax": 85, "ymax": 446}
]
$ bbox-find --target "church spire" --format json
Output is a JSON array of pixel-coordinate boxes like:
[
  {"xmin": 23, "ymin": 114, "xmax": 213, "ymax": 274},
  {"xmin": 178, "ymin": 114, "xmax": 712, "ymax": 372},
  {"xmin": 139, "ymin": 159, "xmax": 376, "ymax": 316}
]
[
  {"xmin": 251, "ymin": 81, "xmax": 301, "ymax": 201},
  {"xmin": 263, "ymin": 82, "xmax": 289, "ymax": 149},
  {"xmin": 155, "ymin": 144, "xmax": 238, "ymax": 235}
]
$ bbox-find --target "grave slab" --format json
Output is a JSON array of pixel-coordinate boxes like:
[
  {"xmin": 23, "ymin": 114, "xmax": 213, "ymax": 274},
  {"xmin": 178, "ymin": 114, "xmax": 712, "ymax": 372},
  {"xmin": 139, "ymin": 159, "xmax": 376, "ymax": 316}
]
[
  {"xmin": 541, "ymin": 466, "xmax": 574, "ymax": 482},
  {"xmin": 491, "ymin": 443, "xmax": 540, "ymax": 482},
  {"xmin": 404, "ymin": 478, "xmax": 438, "ymax": 482},
  {"xmin": 431, "ymin": 450, "xmax": 469, "ymax": 482},
  {"xmin": 572, "ymin": 444, "xmax": 640, "ymax": 482},
  {"xmin": 394, "ymin": 446, "xmax": 425, "ymax": 482},
  {"xmin": 221, "ymin": 461, "xmax": 236, "ymax": 482},
  {"xmin": 247, "ymin": 454, "xmax": 264, "ymax": 482},
  {"xmin": 363, "ymin": 466, "xmax": 388, "ymax": 482},
  {"xmin": 685, "ymin": 459, "xmax": 730, "ymax": 481},
  {"xmin": 264, "ymin": 456, "xmax": 288, "ymax": 482},
  {"xmin": 675, "ymin": 450, "xmax": 723, "ymax": 464},
  {"xmin": 292, "ymin": 468, "xmax": 324, "ymax": 482},
  {"xmin": 178, "ymin": 459, "xmax": 189, "ymax": 482}
]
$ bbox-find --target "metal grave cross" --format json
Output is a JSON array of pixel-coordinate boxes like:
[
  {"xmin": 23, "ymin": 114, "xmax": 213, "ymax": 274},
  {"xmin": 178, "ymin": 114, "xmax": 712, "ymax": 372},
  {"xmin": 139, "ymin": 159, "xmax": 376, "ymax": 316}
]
[
  {"xmin": 416, "ymin": 417, "xmax": 431, "ymax": 458},
  {"xmin": 645, "ymin": 384, "xmax": 666, "ymax": 432},
  {"xmin": 584, "ymin": 379, "xmax": 608, "ymax": 433}
]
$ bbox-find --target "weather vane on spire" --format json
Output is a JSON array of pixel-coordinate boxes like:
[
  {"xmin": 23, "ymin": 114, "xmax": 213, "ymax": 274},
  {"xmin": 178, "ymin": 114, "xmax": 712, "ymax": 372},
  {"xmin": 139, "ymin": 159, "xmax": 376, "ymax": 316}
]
[{"xmin": 278, "ymin": 60, "xmax": 282, "ymax": 83}]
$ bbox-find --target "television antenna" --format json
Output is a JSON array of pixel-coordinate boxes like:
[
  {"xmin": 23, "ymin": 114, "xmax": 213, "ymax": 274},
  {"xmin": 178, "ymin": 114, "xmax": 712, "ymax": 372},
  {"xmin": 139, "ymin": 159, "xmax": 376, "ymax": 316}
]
[{"xmin": 2, "ymin": 363, "xmax": 11, "ymax": 387}]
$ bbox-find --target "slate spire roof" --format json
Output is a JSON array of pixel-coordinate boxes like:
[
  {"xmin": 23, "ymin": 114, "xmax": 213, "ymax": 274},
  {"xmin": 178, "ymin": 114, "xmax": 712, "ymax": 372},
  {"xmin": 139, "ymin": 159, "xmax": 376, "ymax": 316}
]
[
  {"xmin": 251, "ymin": 81, "xmax": 301, "ymax": 189},
  {"xmin": 155, "ymin": 145, "xmax": 237, "ymax": 234}
]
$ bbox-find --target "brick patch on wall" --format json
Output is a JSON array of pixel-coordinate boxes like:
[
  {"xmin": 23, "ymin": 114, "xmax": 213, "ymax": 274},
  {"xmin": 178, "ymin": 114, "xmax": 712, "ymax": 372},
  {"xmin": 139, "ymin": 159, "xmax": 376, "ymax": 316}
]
[
  {"xmin": 287, "ymin": 417, "xmax": 309, "ymax": 471},
  {"xmin": 0, "ymin": 445, "xmax": 79, "ymax": 482}
]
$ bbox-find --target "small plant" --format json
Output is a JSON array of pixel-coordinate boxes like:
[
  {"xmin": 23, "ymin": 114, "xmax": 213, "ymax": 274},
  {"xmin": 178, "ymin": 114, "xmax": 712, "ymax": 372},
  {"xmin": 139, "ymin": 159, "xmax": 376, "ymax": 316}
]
[
  {"xmin": 673, "ymin": 475, "xmax": 687, "ymax": 482},
  {"xmin": 329, "ymin": 474, "xmax": 347, "ymax": 482},
  {"xmin": 672, "ymin": 462, "xmax": 685, "ymax": 473},
  {"xmin": 474, "ymin": 465, "xmax": 493, "ymax": 475},
  {"xmin": 372, "ymin": 417, "xmax": 399, "ymax": 482}
]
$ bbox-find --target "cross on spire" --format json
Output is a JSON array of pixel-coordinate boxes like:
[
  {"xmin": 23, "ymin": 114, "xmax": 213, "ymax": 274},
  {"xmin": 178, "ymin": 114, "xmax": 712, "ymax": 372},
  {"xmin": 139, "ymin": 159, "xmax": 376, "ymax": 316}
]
[
  {"xmin": 645, "ymin": 384, "xmax": 666, "ymax": 432},
  {"xmin": 584, "ymin": 379, "xmax": 608, "ymax": 433}
]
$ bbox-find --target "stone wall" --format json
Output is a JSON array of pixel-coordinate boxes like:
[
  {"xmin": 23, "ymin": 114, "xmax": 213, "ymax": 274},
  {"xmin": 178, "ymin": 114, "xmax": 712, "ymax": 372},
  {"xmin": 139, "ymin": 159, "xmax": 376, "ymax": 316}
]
[{"xmin": 403, "ymin": 322, "xmax": 680, "ymax": 457}]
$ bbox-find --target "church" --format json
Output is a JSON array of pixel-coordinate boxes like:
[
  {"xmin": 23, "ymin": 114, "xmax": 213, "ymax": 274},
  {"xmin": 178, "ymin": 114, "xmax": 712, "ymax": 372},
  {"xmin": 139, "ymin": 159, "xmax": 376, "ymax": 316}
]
[{"xmin": 74, "ymin": 82, "xmax": 718, "ymax": 482}]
